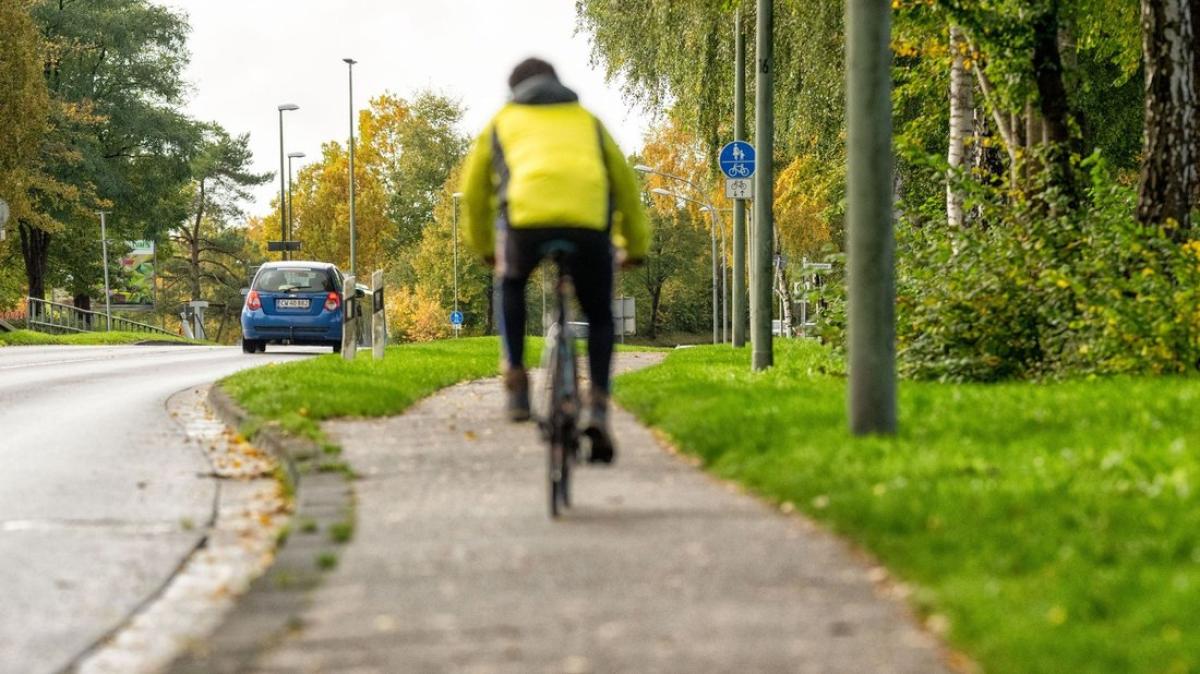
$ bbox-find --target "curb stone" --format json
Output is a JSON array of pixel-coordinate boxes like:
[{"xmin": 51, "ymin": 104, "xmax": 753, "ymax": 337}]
[{"xmin": 165, "ymin": 386, "xmax": 355, "ymax": 674}]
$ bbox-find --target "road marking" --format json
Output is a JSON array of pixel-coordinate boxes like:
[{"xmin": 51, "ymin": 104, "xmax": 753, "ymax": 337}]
[
  {"xmin": 0, "ymin": 356, "xmax": 119, "ymax": 371},
  {"xmin": 0, "ymin": 520, "xmax": 182, "ymax": 535}
]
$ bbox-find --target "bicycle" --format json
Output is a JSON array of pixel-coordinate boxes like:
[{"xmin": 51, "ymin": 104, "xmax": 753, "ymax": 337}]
[
  {"xmin": 536, "ymin": 242, "xmax": 581, "ymax": 518},
  {"xmin": 727, "ymin": 163, "xmax": 751, "ymax": 178}
]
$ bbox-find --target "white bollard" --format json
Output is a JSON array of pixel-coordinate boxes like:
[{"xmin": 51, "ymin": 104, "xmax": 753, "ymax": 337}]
[
  {"xmin": 341, "ymin": 274, "xmax": 357, "ymax": 361},
  {"xmin": 371, "ymin": 269, "xmax": 386, "ymax": 360}
]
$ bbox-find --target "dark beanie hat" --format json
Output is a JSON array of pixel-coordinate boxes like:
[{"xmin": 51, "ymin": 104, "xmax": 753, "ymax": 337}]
[{"xmin": 509, "ymin": 58, "xmax": 558, "ymax": 91}]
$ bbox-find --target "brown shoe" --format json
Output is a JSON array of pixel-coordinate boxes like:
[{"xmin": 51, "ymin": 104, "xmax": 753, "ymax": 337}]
[
  {"xmin": 504, "ymin": 368, "xmax": 531, "ymax": 422},
  {"xmin": 583, "ymin": 389, "xmax": 615, "ymax": 464}
]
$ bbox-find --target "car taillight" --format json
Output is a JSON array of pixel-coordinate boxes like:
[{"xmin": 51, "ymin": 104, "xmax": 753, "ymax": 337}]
[
  {"xmin": 324, "ymin": 292, "xmax": 341, "ymax": 312},
  {"xmin": 246, "ymin": 290, "xmax": 261, "ymax": 311}
]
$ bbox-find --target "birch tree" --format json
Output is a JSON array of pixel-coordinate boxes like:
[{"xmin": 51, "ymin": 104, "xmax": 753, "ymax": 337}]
[
  {"xmin": 1137, "ymin": 0, "xmax": 1197, "ymax": 234},
  {"xmin": 947, "ymin": 25, "xmax": 974, "ymax": 227}
]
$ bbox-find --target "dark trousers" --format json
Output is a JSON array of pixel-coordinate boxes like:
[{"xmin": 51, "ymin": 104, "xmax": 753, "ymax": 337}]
[{"xmin": 497, "ymin": 227, "xmax": 615, "ymax": 393}]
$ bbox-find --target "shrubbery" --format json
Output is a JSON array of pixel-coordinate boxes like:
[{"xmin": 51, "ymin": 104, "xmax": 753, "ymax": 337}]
[
  {"xmin": 820, "ymin": 156, "xmax": 1200, "ymax": 381},
  {"xmin": 385, "ymin": 285, "xmax": 452, "ymax": 343}
]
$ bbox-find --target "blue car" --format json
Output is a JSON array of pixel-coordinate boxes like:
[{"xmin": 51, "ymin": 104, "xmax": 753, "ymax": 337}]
[{"xmin": 241, "ymin": 261, "xmax": 346, "ymax": 353}]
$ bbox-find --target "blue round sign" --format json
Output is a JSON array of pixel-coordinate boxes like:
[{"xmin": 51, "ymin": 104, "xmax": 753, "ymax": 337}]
[
  {"xmin": 450, "ymin": 310, "xmax": 464, "ymax": 326},
  {"xmin": 719, "ymin": 141, "xmax": 756, "ymax": 179}
]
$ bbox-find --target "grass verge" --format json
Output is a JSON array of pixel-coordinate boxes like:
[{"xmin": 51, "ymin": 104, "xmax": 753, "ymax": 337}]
[
  {"xmin": 0, "ymin": 329, "xmax": 198, "ymax": 346},
  {"xmin": 220, "ymin": 336, "xmax": 541, "ymax": 446},
  {"xmin": 614, "ymin": 340, "xmax": 1200, "ymax": 674}
]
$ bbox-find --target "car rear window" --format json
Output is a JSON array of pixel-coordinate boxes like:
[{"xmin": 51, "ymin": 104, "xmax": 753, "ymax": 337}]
[{"xmin": 253, "ymin": 268, "xmax": 336, "ymax": 293}]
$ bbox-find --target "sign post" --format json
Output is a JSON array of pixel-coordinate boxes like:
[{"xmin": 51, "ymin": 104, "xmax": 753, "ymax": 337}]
[
  {"xmin": 98, "ymin": 211, "xmax": 113, "ymax": 332},
  {"xmin": 612, "ymin": 296, "xmax": 636, "ymax": 344},
  {"xmin": 371, "ymin": 269, "xmax": 385, "ymax": 360},
  {"xmin": 341, "ymin": 274, "xmax": 357, "ymax": 361},
  {"xmin": 732, "ymin": 10, "xmax": 748, "ymax": 348},
  {"xmin": 450, "ymin": 310, "xmax": 464, "ymax": 335}
]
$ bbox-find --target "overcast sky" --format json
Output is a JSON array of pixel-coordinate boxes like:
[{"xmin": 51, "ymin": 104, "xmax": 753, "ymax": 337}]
[{"xmin": 165, "ymin": 0, "xmax": 652, "ymax": 217}]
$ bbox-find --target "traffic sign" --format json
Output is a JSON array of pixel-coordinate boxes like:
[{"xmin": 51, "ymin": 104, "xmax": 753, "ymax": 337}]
[
  {"xmin": 719, "ymin": 141, "xmax": 756, "ymax": 179},
  {"xmin": 450, "ymin": 310, "xmax": 464, "ymax": 326},
  {"xmin": 725, "ymin": 178, "xmax": 754, "ymax": 200}
]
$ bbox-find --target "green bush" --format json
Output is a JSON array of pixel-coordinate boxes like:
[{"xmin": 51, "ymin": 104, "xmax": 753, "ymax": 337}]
[{"xmin": 820, "ymin": 155, "xmax": 1200, "ymax": 381}]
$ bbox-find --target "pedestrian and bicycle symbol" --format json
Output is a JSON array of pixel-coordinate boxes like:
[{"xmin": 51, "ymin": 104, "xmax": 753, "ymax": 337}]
[
  {"xmin": 719, "ymin": 141, "xmax": 756, "ymax": 179},
  {"xmin": 450, "ymin": 310, "xmax": 464, "ymax": 327}
]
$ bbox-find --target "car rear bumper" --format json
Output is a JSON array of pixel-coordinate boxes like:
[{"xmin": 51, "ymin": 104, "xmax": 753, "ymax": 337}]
[{"xmin": 241, "ymin": 310, "xmax": 342, "ymax": 344}]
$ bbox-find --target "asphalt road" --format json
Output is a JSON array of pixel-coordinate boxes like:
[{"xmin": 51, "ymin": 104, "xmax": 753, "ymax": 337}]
[{"xmin": 0, "ymin": 344, "xmax": 318, "ymax": 674}]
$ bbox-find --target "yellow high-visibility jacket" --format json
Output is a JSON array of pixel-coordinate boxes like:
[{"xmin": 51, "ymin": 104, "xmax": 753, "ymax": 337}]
[{"xmin": 458, "ymin": 76, "xmax": 650, "ymax": 260}]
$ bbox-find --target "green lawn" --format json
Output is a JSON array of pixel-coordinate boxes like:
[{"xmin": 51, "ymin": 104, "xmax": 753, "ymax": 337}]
[
  {"xmin": 221, "ymin": 337, "xmax": 540, "ymax": 446},
  {"xmin": 614, "ymin": 341, "xmax": 1200, "ymax": 674},
  {"xmin": 0, "ymin": 329, "xmax": 196, "ymax": 346}
]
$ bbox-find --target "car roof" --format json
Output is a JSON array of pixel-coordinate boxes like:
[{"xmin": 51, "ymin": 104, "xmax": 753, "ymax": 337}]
[{"xmin": 257, "ymin": 261, "xmax": 339, "ymax": 271}]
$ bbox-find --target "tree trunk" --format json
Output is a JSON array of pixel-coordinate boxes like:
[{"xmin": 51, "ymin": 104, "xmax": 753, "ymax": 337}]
[
  {"xmin": 190, "ymin": 179, "xmax": 206, "ymax": 300},
  {"xmin": 18, "ymin": 221, "xmax": 49, "ymax": 300},
  {"xmin": 649, "ymin": 285, "xmax": 662, "ymax": 340},
  {"xmin": 1031, "ymin": 3, "xmax": 1077, "ymax": 202},
  {"xmin": 1138, "ymin": 0, "xmax": 1197, "ymax": 234},
  {"xmin": 947, "ymin": 25, "xmax": 974, "ymax": 227},
  {"xmin": 73, "ymin": 293, "xmax": 93, "ymax": 329}
]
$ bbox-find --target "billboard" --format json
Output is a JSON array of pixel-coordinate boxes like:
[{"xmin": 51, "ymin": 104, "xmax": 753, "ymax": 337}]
[{"xmin": 111, "ymin": 240, "xmax": 155, "ymax": 308}]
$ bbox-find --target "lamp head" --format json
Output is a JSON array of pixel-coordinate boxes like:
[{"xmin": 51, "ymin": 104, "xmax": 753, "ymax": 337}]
[
  {"xmin": 278, "ymin": 103, "xmax": 299, "ymax": 112},
  {"xmin": 452, "ymin": 192, "xmax": 463, "ymax": 199},
  {"xmin": 288, "ymin": 152, "xmax": 306, "ymax": 159},
  {"xmin": 343, "ymin": 58, "xmax": 357, "ymax": 65},
  {"xmin": 634, "ymin": 164, "xmax": 654, "ymax": 174},
  {"xmin": 650, "ymin": 188, "xmax": 674, "ymax": 197}
]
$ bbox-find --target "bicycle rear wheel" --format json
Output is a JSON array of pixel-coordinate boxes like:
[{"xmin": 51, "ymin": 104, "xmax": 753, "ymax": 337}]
[{"xmin": 546, "ymin": 328, "xmax": 577, "ymax": 518}]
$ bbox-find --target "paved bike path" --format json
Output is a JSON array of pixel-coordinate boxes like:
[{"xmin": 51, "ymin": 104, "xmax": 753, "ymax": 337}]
[{"xmin": 252, "ymin": 353, "xmax": 952, "ymax": 673}]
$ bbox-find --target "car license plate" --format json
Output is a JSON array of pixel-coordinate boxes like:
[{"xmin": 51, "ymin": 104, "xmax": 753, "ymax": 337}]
[{"xmin": 277, "ymin": 298, "xmax": 310, "ymax": 309}]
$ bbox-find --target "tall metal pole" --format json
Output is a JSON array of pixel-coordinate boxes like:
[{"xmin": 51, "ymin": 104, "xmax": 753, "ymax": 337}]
[
  {"xmin": 733, "ymin": 8, "xmax": 748, "ymax": 348},
  {"xmin": 278, "ymin": 109, "xmax": 287, "ymax": 261},
  {"xmin": 97, "ymin": 211, "xmax": 112, "ymax": 331},
  {"xmin": 847, "ymin": 0, "xmax": 897, "ymax": 434},
  {"xmin": 711, "ymin": 213, "xmax": 719, "ymax": 345},
  {"xmin": 713, "ymin": 208, "xmax": 728, "ymax": 343},
  {"xmin": 286, "ymin": 154, "xmax": 294, "ymax": 260},
  {"xmin": 276, "ymin": 104, "xmax": 299, "ymax": 260},
  {"xmin": 345, "ymin": 58, "xmax": 358, "ymax": 278},
  {"xmin": 287, "ymin": 151, "xmax": 305, "ymax": 258},
  {"xmin": 752, "ymin": 0, "xmax": 775, "ymax": 371},
  {"xmin": 452, "ymin": 192, "xmax": 462, "ymax": 337}
]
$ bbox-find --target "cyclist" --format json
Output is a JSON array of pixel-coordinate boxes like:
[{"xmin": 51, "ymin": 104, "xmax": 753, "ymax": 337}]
[{"xmin": 459, "ymin": 57, "xmax": 650, "ymax": 462}]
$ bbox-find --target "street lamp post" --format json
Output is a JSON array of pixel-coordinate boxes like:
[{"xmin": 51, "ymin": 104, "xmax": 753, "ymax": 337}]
[
  {"xmin": 344, "ymin": 58, "xmax": 358, "ymax": 279},
  {"xmin": 650, "ymin": 187, "xmax": 723, "ymax": 345},
  {"xmin": 452, "ymin": 192, "xmax": 463, "ymax": 337},
  {"xmin": 277, "ymin": 104, "xmax": 300, "ymax": 261},
  {"xmin": 287, "ymin": 151, "xmax": 305, "ymax": 258},
  {"xmin": 705, "ymin": 206, "xmax": 731, "ymax": 343},
  {"xmin": 97, "ymin": 211, "xmax": 112, "ymax": 331}
]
